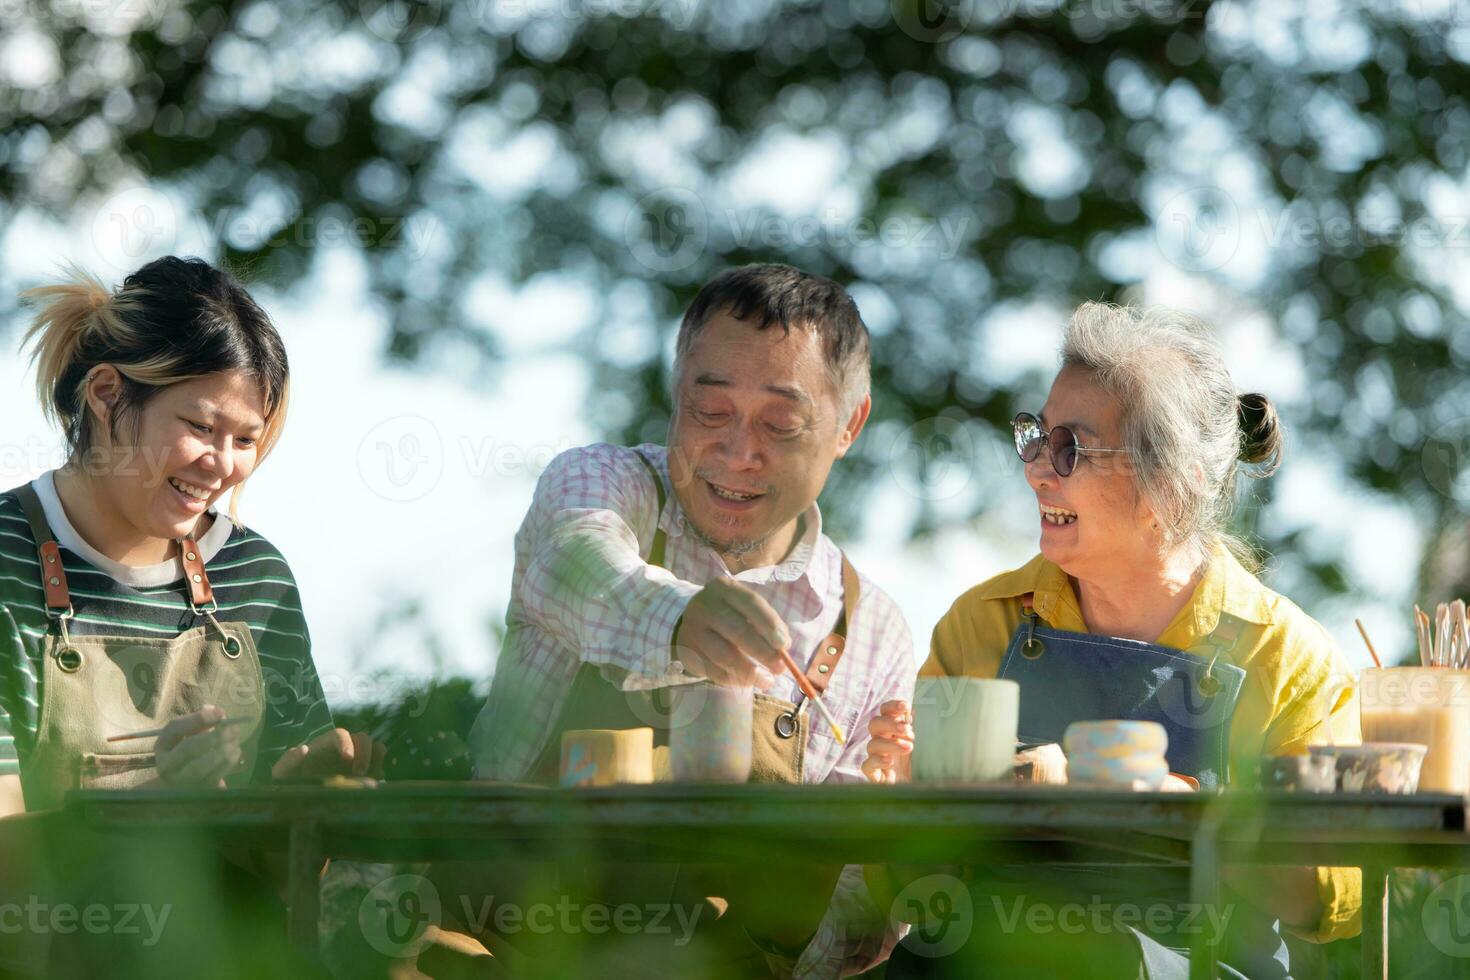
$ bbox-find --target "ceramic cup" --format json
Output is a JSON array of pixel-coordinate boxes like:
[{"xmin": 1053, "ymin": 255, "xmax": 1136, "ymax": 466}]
[
  {"xmin": 669, "ymin": 682, "xmax": 754, "ymax": 783},
  {"xmin": 1308, "ymin": 742, "xmax": 1428, "ymax": 795},
  {"xmin": 559, "ymin": 728, "xmax": 654, "ymax": 787},
  {"xmin": 911, "ymin": 677, "xmax": 1019, "ymax": 783}
]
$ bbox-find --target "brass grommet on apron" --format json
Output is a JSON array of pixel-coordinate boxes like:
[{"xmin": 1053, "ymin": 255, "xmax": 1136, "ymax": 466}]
[
  {"xmin": 1198, "ymin": 655, "xmax": 1222, "ymax": 697},
  {"xmin": 49, "ymin": 604, "xmax": 81, "ymax": 672},
  {"xmin": 774, "ymin": 711, "xmax": 798, "ymax": 739},
  {"xmin": 197, "ymin": 601, "xmax": 243, "ymax": 659},
  {"xmin": 1020, "ymin": 608, "xmax": 1045, "ymax": 660}
]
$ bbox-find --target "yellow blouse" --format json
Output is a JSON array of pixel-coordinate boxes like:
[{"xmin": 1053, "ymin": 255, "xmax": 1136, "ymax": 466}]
[{"xmin": 922, "ymin": 545, "xmax": 1362, "ymax": 944}]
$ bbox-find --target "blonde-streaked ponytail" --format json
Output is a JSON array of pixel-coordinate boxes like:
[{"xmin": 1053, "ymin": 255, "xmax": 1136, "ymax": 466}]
[{"xmin": 21, "ymin": 264, "xmax": 142, "ymax": 440}]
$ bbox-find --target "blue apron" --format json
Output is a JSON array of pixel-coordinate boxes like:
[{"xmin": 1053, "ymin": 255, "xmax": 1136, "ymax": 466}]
[{"xmin": 888, "ymin": 602, "xmax": 1294, "ymax": 980}]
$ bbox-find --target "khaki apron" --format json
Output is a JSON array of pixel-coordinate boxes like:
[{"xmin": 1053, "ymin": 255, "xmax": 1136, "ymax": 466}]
[
  {"xmin": 527, "ymin": 451, "xmax": 860, "ymax": 787},
  {"xmin": 12, "ymin": 482, "xmax": 267, "ymax": 813}
]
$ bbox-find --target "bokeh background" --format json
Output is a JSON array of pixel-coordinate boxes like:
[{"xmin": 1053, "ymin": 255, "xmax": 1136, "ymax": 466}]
[
  {"xmin": 2, "ymin": 0, "xmax": 1469, "ymax": 711},
  {"xmin": 7, "ymin": 1, "xmax": 1470, "ymax": 974}
]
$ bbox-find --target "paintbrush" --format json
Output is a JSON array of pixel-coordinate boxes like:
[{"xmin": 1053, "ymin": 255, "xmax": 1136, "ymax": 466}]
[
  {"xmin": 107, "ymin": 715, "xmax": 253, "ymax": 743},
  {"xmin": 1355, "ymin": 619, "xmax": 1384, "ymax": 669},
  {"xmin": 1439, "ymin": 604, "xmax": 1452, "ymax": 668},
  {"xmin": 775, "ymin": 648, "xmax": 847, "ymax": 744},
  {"xmin": 1416, "ymin": 605, "xmax": 1432, "ymax": 666},
  {"xmin": 1454, "ymin": 600, "xmax": 1468, "ymax": 669}
]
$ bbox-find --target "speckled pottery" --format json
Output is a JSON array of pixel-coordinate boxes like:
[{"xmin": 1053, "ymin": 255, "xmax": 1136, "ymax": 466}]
[
  {"xmin": 1067, "ymin": 756, "xmax": 1170, "ymax": 790},
  {"xmin": 1308, "ymin": 742, "xmax": 1427, "ymax": 795},
  {"xmin": 1062, "ymin": 720, "xmax": 1169, "ymax": 759}
]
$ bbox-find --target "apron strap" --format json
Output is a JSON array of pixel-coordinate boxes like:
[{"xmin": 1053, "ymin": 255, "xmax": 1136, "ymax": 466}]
[
  {"xmin": 14, "ymin": 479, "xmax": 218, "ymax": 615},
  {"xmin": 804, "ymin": 554, "xmax": 859, "ymax": 696},
  {"xmin": 178, "ymin": 538, "xmax": 215, "ymax": 611},
  {"xmin": 630, "ymin": 450, "xmax": 668, "ymax": 568},
  {"xmin": 14, "ymin": 482, "xmax": 72, "ymax": 616}
]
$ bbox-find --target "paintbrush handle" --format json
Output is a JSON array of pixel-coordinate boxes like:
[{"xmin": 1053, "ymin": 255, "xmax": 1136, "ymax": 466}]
[
  {"xmin": 106, "ymin": 715, "xmax": 252, "ymax": 743},
  {"xmin": 776, "ymin": 648, "xmax": 820, "ymax": 701}
]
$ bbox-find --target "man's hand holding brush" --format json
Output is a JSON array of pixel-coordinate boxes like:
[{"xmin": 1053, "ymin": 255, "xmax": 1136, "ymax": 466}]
[
  {"xmin": 674, "ymin": 576, "xmax": 846, "ymax": 742},
  {"xmin": 673, "ymin": 577, "xmax": 791, "ymax": 688}
]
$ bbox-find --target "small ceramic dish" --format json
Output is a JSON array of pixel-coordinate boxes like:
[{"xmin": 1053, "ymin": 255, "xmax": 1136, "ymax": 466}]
[{"xmin": 1307, "ymin": 743, "xmax": 1427, "ymax": 794}]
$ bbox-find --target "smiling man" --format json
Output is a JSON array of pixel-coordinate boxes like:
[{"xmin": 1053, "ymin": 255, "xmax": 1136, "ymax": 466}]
[{"xmin": 468, "ymin": 263, "xmax": 916, "ymax": 976}]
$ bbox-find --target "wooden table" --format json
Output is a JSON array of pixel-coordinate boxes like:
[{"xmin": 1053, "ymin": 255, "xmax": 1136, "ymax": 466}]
[{"xmin": 62, "ymin": 782, "xmax": 1470, "ymax": 978}]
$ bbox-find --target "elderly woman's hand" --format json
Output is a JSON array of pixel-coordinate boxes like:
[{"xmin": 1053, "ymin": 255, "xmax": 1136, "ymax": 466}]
[
  {"xmin": 862, "ymin": 700, "xmax": 913, "ymax": 783},
  {"xmin": 272, "ymin": 728, "xmax": 386, "ymax": 782}
]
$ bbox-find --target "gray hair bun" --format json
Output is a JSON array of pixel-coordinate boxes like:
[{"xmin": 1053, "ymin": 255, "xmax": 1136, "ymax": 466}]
[{"xmin": 1237, "ymin": 393, "xmax": 1283, "ymax": 476}]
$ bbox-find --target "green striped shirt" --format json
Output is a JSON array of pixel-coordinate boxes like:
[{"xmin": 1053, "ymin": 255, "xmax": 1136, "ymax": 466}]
[{"xmin": 0, "ymin": 486, "xmax": 335, "ymax": 785}]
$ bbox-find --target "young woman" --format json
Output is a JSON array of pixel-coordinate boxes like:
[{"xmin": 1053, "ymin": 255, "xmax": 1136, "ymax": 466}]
[{"xmin": 0, "ymin": 255, "xmax": 381, "ymax": 975}]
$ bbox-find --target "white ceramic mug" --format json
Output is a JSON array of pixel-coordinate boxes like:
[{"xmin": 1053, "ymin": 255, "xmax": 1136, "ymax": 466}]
[
  {"xmin": 669, "ymin": 682, "xmax": 753, "ymax": 783},
  {"xmin": 911, "ymin": 677, "xmax": 1020, "ymax": 783}
]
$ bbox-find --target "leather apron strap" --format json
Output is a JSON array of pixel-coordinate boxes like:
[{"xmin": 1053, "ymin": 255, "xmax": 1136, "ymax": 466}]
[
  {"xmin": 14, "ymin": 481, "xmax": 217, "ymax": 615},
  {"xmin": 14, "ymin": 482, "xmax": 71, "ymax": 617}
]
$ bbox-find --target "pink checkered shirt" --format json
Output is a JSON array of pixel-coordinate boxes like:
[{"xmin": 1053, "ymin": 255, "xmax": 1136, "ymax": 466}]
[{"xmin": 469, "ymin": 442, "xmax": 916, "ymax": 976}]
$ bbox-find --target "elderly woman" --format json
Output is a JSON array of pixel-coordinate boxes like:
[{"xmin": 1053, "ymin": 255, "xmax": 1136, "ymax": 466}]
[{"xmin": 864, "ymin": 303, "xmax": 1359, "ymax": 979}]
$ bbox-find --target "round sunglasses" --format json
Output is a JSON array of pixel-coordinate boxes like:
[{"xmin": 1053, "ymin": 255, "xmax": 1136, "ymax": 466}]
[{"xmin": 1011, "ymin": 412, "xmax": 1130, "ymax": 477}]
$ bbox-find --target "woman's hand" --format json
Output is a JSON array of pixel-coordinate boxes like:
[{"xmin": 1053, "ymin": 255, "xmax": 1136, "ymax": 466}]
[
  {"xmin": 271, "ymin": 728, "xmax": 386, "ymax": 782},
  {"xmin": 861, "ymin": 700, "xmax": 913, "ymax": 784},
  {"xmin": 155, "ymin": 705, "xmax": 246, "ymax": 788}
]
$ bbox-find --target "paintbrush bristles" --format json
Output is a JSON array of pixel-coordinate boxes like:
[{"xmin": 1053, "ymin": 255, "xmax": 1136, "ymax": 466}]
[{"xmin": 1412, "ymin": 601, "xmax": 1470, "ymax": 668}]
